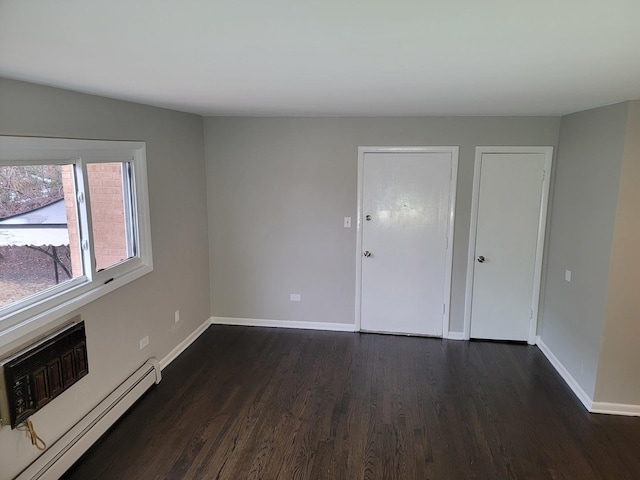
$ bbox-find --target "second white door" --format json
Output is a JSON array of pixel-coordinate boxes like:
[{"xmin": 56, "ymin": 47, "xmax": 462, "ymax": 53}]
[
  {"xmin": 358, "ymin": 147, "xmax": 457, "ymax": 336},
  {"xmin": 467, "ymin": 147, "xmax": 552, "ymax": 342}
]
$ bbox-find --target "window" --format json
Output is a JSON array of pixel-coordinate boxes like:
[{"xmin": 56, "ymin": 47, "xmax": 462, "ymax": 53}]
[
  {"xmin": 0, "ymin": 163, "xmax": 81, "ymax": 310},
  {"xmin": 85, "ymin": 162, "xmax": 136, "ymax": 271},
  {"xmin": 0, "ymin": 137, "xmax": 152, "ymax": 343}
]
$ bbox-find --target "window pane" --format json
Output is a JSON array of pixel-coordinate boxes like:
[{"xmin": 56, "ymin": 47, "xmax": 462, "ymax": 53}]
[
  {"xmin": 86, "ymin": 162, "xmax": 134, "ymax": 271},
  {"xmin": 0, "ymin": 164, "xmax": 82, "ymax": 310}
]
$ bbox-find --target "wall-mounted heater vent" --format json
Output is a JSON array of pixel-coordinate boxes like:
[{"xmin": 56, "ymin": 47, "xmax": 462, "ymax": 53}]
[{"xmin": 0, "ymin": 322, "xmax": 88, "ymax": 428}]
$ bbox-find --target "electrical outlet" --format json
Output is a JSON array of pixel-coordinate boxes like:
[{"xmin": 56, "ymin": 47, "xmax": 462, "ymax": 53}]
[
  {"xmin": 290, "ymin": 293, "xmax": 301, "ymax": 302},
  {"xmin": 175, "ymin": 310, "xmax": 180, "ymax": 323},
  {"xmin": 139, "ymin": 336, "xmax": 149, "ymax": 350}
]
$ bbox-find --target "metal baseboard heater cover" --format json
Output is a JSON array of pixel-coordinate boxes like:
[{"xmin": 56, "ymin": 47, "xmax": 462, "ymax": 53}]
[{"xmin": 14, "ymin": 358, "xmax": 161, "ymax": 480}]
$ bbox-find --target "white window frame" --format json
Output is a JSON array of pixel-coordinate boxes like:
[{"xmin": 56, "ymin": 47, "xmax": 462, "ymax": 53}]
[{"xmin": 0, "ymin": 137, "xmax": 153, "ymax": 347}]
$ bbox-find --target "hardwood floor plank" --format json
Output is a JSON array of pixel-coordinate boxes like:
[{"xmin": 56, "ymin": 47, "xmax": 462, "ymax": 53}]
[{"xmin": 62, "ymin": 326, "xmax": 640, "ymax": 480}]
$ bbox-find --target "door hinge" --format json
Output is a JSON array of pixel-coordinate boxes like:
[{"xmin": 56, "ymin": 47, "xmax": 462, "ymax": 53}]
[
  {"xmin": 530, "ymin": 309, "xmax": 534, "ymax": 319},
  {"xmin": 542, "ymin": 170, "xmax": 546, "ymax": 182},
  {"xmin": 445, "ymin": 237, "xmax": 449, "ymax": 250},
  {"xmin": 442, "ymin": 304, "xmax": 446, "ymax": 315}
]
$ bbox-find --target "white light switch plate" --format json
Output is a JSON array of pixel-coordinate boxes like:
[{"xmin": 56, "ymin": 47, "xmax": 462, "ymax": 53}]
[
  {"xmin": 344, "ymin": 217, "xmax": 351, "ymax": 228},
  {"xmin": 139, "ymin": 336, "xmax": 149, "ymax": 349},
  {"xmin": 290, "ymin": 293, "xmax": 301, "ymax": 301},
  {"xmin": 565, "ymin": 270, "xmax": 572, "ymax": 282}
]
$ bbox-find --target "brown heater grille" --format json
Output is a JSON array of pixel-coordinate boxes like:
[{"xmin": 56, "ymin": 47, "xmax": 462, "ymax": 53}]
[{"xmin": 0, "ymin": 322, "xmax": 88, "ymax": 428}]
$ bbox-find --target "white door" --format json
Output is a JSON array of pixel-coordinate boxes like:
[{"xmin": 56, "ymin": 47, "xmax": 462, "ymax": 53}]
[
  {"xmin": 467, "ymin": 147, "xmax": 553, "ymax": 343},
  {"xmin": 358, "ymin": 147, "xmax": 457, "ymax": 336}
]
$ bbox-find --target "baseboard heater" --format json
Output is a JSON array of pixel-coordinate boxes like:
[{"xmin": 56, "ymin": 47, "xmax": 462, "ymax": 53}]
[{"xmin": 14, "ymin": 358, "xmax": 161, "ymax": 480}]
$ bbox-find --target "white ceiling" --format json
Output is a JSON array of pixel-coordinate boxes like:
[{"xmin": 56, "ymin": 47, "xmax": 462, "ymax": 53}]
[{"xmin": 1, "ymin": 0, "xmax": 639, "ymax": 117}]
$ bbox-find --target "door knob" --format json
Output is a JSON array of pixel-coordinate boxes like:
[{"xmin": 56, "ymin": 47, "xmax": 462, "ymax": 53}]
[
  {"xmin": 365, "ymin": 214, "xmax": 372, "ymax": 221},
  {"xmin": 477, "ymin": 255, "xmax": 485, "ymax": 263},
  {"xmin": 363, "ymin": 251, "xmax": 372, "ymax": 257}
]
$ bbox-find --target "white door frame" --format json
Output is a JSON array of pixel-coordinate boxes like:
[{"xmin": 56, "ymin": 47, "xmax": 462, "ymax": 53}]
[
  {"xmin": 355, "ymin": 146, "xmax": 459, "ymax": 337},
  {"xmin": 463, "ymin": 146, "xmax": 553, "ymax": 344}
]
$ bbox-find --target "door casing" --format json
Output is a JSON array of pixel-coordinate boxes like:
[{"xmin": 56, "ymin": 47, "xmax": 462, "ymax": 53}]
[
  {"xmin": 355, "ymin": 146, "xmax": 459, "ymax": 337},
  {"xmin": 463, "ymin": 146, "xmax": 553, "ymax": 344}
]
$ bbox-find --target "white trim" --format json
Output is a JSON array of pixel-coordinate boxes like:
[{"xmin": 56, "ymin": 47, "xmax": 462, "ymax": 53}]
[
  {"xmin": 536, "ymin": 337, "xmax": 640, "ymax": 416},
  {"xmin": 444, "ymin": 331, "xmax": 465, "ymax": 340},
  {"xmin": 463, "ymin": 150, "xmax": 482, "ymax": 340},
  {"xmin": 590, "ymin": 402, "xmax": 640, "ymax": 417},
  {"xmin": 354, "ymin": 148, "xmax": 364, "ymax": 332},
  {"xmin": 463, "ymin": 146, "xmax": 553, "ymax": 343},
  {"xmin": 211, "ymin": 316, "xmax": 357, "ymax": 332},
  {"xmin": 355, "ymin": 146, "xmax": 459, "ymax": 337},
  {"xmin": 0, "ymin": 136, "xmax": 147, "ymax": 160},
  {"xmin": 536, "ymin": 338, "xmax": 593, "ymax": 411},
  {"xmin": 159, "ymin": 317, "xmax": 212, "ymax": 370},
  {"xmin": 14, "ymin": 358, "xmax": 161, "ymax": 480},
  {"xmin": 528, "ymin": 148, "xmax": 553, "ymax": 344},
  {"xmin": 443, "ymin": 152, "xmax": 459, "ymax": 337}
]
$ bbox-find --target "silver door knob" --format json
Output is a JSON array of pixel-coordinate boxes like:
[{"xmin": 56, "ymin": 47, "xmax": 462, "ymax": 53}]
[
  {"xmin": 363, "ymin": 251, "xmax": 372, "ymax": 257},
  {"xmin": 477, "ymin": 256, "xmax": 485, "ymax": 263},
  {"xmin": 365, "ymin": 214, "xmax": 372, "ymax": 221}
]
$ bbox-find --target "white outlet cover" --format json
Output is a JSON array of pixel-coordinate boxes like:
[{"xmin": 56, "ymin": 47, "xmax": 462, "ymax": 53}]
[
  {"xmin": 139, "ymin": 336, "xmax": 149, "ymax": 349},
  {"xmin": 565, "ymin": 270, "xmax": 572, "ymax": 282},
  {"xmin": 175, "ymin": 310, "xmax": 180, "ymax": 323},
  {"xmin": 344, "ymin": 216, "xmax": 351, "ymax": 228},
  {"xmin": 290, "ymin": 293, "xmax": 301, "ymax": 301}
]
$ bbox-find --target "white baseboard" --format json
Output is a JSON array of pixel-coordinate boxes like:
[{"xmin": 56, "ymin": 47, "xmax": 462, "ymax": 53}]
[
  {"xmin": 159, "ymin": 317, "xmax": 212, "ymax": 370},
  {"xmin": 444, "ymin": 331, "xmax": 465, "ymax": 340},
  {"xmin": 536, "ymin": 337, "xmax": 593, "ymax": 411},
  {"xmin": 590, "ymin": 402, "xmax": 640, "ymax": 417},
  {"xmin": 537, "ymin": 337, "xmax": 640, "ymax": 416},
  {"xmin": 211, "ymin": 316, "xmax": 356, "ymax": 332}
]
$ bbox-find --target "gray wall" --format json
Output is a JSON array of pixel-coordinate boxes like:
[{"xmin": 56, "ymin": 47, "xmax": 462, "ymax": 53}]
[
  {"xmin": 595, "ymin": 100, "xmax": 640, "ymax": 405},
  {"xmin": 204, "ymin": 116, "xmax": 560, "ymax": 332},
  {"xmin": 0, "ymin": 78, "xmax": 210, "ymax": 478},
  {"xmin": 539, "ymin": 102, "xmax": 628, "ymax": 399}
]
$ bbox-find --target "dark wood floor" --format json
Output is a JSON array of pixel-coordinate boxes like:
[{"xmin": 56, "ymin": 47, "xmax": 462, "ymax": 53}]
[{"xmin": 63, "ymin": 326, "xmax": 640, "ymax": 479}]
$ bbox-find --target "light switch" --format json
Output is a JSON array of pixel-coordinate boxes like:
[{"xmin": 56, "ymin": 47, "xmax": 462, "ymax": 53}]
[
  {"xmin": 290, "ymin": 293, "xmax": 301, "ymax": 301},
  {"xmin": 565, "ymin": 270, "xmax": 572, "ymax": 282},
  {"xmin": 344, "ymin": 217, "xmax": 351, "ymax": 228}
]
